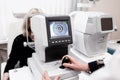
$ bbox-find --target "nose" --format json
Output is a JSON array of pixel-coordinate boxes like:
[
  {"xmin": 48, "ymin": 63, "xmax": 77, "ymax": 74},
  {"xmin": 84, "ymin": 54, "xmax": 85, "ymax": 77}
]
[{"xmin": 30, "ymin": 33, "xmax": 34, "ymax": 41}]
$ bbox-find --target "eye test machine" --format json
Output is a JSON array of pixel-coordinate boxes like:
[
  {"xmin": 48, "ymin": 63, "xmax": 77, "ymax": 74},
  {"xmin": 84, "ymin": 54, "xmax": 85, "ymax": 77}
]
[
  {"xmin": 27, "ymin": 14, "xmax": 80, "ymax": 80},
  {"xmin": 69, "ymin": 11, "xmax": 116, "ymax": 64},
  {"xmin": 8, "ymin": 11, "xmax": 116, "ymax": 80}
]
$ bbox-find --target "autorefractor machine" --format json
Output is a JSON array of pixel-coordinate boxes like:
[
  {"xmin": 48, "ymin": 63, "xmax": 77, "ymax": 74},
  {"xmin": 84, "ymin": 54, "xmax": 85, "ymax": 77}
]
[
  {"xmin": 69, "ymin": 11, "xmax": 116, "ymax": 63},
  {"xmin": 27, "ymin": 14, "xmax": 80, "ymax": 80}
]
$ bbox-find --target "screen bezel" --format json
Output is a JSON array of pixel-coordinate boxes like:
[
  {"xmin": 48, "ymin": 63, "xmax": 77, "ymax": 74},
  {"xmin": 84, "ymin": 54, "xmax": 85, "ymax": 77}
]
[
  {"xmin": 99, "ymin": 16, "xmax": 114, "ymax": 33},
  {"xmin": 46, "ymin": 16, "xmax": 73, "ymax": 46}
]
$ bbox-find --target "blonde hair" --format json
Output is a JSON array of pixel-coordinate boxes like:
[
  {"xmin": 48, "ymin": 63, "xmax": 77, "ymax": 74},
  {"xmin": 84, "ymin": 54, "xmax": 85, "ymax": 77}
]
[{"xmin": 22, "ymin": 8, "xmax": 43, "ymax": 36}]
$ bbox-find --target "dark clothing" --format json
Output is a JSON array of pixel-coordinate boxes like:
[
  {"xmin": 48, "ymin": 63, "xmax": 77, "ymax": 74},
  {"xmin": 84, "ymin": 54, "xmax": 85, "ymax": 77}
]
[
  {"xmin": 88, "ymin": 59, "xmax": 105, "ymax": 73},
  {"xmin": 4, "ymin": 34, "xmax": 35, "ymax": 73}
]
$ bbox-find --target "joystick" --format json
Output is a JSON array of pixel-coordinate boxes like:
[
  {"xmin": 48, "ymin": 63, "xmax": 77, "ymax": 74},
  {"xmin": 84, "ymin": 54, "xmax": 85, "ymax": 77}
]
[{"xmin": 59, "ymin": 56, "xmax": 70, "ymax": 69}]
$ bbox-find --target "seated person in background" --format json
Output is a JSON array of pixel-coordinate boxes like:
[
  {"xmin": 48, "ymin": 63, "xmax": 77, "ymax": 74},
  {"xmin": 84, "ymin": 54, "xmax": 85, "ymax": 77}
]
[{"xmin": 2, "ymin": 8, "xmax": 44, "ymax": 80}]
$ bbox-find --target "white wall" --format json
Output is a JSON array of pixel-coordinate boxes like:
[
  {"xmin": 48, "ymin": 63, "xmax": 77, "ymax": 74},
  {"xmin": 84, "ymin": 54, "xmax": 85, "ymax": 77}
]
[
  {"xmin": 0, "ymin": 0, "xmax": 77, "ymax": 39},
  {"xmin": 9, "ymin": 0, "xmax": 73, "ymax": 15},
  {"xmin": 89, "ymin": 0, "xmax": 120, "ymax": 40}
]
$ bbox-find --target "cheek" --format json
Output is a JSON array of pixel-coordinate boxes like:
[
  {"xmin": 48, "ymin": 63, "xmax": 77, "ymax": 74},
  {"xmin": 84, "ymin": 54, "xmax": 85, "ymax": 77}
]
[{"xmin": 30, "ymin": 33, "xmax": 34, "ymax": 41}]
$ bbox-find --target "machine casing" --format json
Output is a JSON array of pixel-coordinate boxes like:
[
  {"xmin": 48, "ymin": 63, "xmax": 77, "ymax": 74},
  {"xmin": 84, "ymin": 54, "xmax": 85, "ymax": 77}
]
[
  {"xmin": 31, "ymin": 15, "xmax": 73, "ymax": 62},
  {"xmin": 70, "ymin": 11, "xmax": 115, "ymax": 57},
  {"xmin": 29, "ymin": 14, "xmax": 79, "ymax": 79}
]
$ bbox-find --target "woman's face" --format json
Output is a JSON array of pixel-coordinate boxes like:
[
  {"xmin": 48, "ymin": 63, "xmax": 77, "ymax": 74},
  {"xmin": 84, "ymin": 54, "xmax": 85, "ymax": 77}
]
[
  {"xmin": 28, "ymin": 17, "xmax": 34, "ymax": 41},
  {"xmin": 27, "ymin": 9, "xmax": 40, "ymax": 41},
  {"xmin": 30, "ymin": 32, "xmax": 34, "ymax": 41}
]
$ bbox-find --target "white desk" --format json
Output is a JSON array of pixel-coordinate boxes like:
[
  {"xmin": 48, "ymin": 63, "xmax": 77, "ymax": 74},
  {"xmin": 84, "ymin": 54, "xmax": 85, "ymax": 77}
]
[
  {"xmin": 8, "ymin": 52, "xmax": 112, "ymax": 80},
  {"xmin": 8, "ymin": 66, "xmax": 79, "ymax": 80},
  {"xmin": 107, "ymin": 40, "xmax": 120, "ymax": 50},
  {"xmin": 6, "ymin": 40, "xmax": 120, "ymax": 80},
  {"xmin": 9, "ymin": 67, "xmax": 34, "ymax": 80}
]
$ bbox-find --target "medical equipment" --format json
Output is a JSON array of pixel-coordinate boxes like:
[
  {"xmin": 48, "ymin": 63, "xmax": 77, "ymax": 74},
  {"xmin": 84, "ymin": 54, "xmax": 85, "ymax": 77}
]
[
  {"xmin": 60, "ymin": 56, "xmax": 71, "ymax": 69},
  {"xmin": 70, "ymin": 11, "xmax": 116, "ymax": 57},
  {"xmin": 31, "ymin": 15, "xmax": 73, "ymax": 62},
  {"xmin": 28, "ymin": 14, "xmax": 80, "ymax": 80}
]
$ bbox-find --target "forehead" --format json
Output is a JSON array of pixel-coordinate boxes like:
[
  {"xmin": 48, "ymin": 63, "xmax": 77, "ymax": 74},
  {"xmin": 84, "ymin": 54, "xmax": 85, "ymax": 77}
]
[
  {"xmin": 32, "ymin": 10, "xmax": 38, "ymax": 13},
  {"xmin": 31, "ymin": 9, "xmax": 39, "ymax": 14}
]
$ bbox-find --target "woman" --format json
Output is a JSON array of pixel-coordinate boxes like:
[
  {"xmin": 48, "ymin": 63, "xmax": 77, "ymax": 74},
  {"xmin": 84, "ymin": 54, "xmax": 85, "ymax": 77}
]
[{"xmin": 2, "ymin": 8, "xmax": 43, "ymax": 80}]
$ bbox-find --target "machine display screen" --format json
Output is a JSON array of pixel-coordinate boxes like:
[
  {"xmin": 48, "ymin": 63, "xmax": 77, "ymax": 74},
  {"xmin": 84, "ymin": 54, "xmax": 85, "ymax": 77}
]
[
  {"xmin": 46, "ymin": 16, "xmax": 72, "ymax": 46},
  {"xmin": 49, "ymin": 21, "xmax": 69, "ymax": 39},
  {"xmin": 101, "ymin": 18, "xmax": 113, "ymax": 31},
  {"xmin": 44, "ymin": 16, "xmax": 72, "ymax": 62}
]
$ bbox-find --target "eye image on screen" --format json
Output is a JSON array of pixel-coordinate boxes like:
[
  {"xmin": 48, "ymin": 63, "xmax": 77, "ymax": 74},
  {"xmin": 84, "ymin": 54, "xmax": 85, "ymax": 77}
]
[{"xmin": 49, "ymin": 21, "xmax": 69, "ymax": 38}]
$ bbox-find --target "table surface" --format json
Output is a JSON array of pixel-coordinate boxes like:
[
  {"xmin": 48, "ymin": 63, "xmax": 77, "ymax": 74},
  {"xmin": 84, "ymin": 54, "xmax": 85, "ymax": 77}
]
[{"xmin": 1, "ymin": 40, "xmax": 120, "ymax": 80}]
